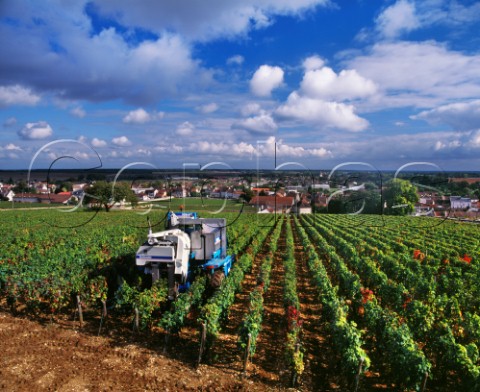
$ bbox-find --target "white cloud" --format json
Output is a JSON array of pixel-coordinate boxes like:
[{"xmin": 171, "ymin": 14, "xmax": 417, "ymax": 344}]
[
  {"xmin": 91, "ymin": 138, "xmax": 107, "ymax": 148},
  {"xmin": 432, "ymin": 130, "xmax": 480, "ymax": 152},
  {"xmin": 227, "ymin": 55, "xmax": 245, "ymax": 66},
  {"xmin": 152, "ymin": 137, "xmax": 330, "ymax": 159},
  {"xmin": 469, "ymin": 130, "xmax": 480, "ymax": 148},
  {"xmin": 345, "ymin": 41, "xmax": 480, "ymax": 109},
  {"xmin": 122, "ymin": 108, "xmax": 165, "ymax": 123},
  {"xmin": 375, "ymin": 0, "xmax": 420, "ymax": 39},
  {"xmin": 73, "ymin": 151, "xmax": 91, "ymax": 160},
  {"xmin": 135, "ymin": 148, "xmax": 152, "ymax": 157},
  {"xmin": 411, "ymin": 100, "xmax": 480, "ymax": 131},
  {"xmin": 359, "ymin": 1, "xmax": 480, "ymax": 43},
  {"xmin": 250, "ymin": 65, "xmax": 284, "ymax": 97},
  {"xmin": 155, "ymin": 140, "xmax": 255, "ymax": 157},
  {"xmin": 269, "ymin": 59, "xmax": 372, "ymax": 132},
  {"xmin": 70, "ymin": 106, "xmax": 86, "ymax": 118},
  {"xmin": 5, "ymin": 143, "xmax": 21, "ymax": 151},
  {"xmin": 112, "ymin": 136, "xmax": 132, "ymax": 146},
  {"xmin": 303, "ymin": 55, "xmax": 325, "ymax": 71},
  {"xmin": 434, "ymin": 140, "xmax": 445, "ymax": 151},
  {"xmin": 123, "ymin": 108, "xmax": 151, "ymax": 124},
  {"xmin": 0, "ymin": 1, "xmax": 330, "ymax": 107},
  {"xmin": 300, "ymin": 66, "xmax": 377, "ymax": 101},
  {"xmin": 18, "ymin": 121, "xmax": 53, "ymax": 140},
  {"xmin": 240, "ymin": 103, "xmax": 262, "ymax": 117},
  {"xmin": 275, "ymin": 92, "xmax": 369, "ymax": 132},
  {"xmin": 176, "ymin": 121, "xmax": 195, "ymax": 136},
  {"xmin": 0, "ymin": 85, "xmax": 40, "ymax": 107},
  {"xmin": 194, "ymin": 141, "xmax": 246, "ymax": 155},
  {"xmin": 196, "ymin": 103, "xmax": 219, "ymax": 114},
  {"xmin": 256, "ymin": 137, "xmax": 332, "ymax": 158},
  {"xmin": 0, "ymin": 13, "xmax": 213, "ymax": 105},
  {"xmin": 94, "ymin": 1, "xmax": 332, "ymax": 42},
  {"xmin": 413, "ymin": 1, "xmax": 480, "ymax": 30},
  {"xmin": 232, "ymin": 113, "xmax": 278, "ymax": 134},
  {"xmin": 107, "ymin": 150, "xmax": 134, "ymax": 159},
  {"xmin": 310, "ymin": 147, "xmax": 331, "ymax": 157}
]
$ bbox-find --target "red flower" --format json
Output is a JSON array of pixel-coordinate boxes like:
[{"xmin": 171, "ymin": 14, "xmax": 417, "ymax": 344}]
[
  {"xmin": 413, "ymin": 249, "xmax": 425, "ymax": 261},
  {"xmin": 287, "ymin": 305, "xmax": 302, "ymax": 331},
  {"xmin": 461, "ymin": 254, "xmax": 472, "ymax": 263}
]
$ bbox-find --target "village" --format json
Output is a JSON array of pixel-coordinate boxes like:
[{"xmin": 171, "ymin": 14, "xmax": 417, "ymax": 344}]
[{"xmin": 1, "ymin": 173, "xmax": 479, "ymax": 219}]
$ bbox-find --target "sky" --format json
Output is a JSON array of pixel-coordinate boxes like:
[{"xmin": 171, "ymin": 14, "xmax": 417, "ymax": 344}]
[{"xmin": 1, "ymin": 0, "xmax": 480, "ymax": 172}]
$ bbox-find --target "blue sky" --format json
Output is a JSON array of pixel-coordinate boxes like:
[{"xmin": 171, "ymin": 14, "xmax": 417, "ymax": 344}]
[{"xmin": 1, "ymin": 0, "xmax": 480, "ymax": 171}]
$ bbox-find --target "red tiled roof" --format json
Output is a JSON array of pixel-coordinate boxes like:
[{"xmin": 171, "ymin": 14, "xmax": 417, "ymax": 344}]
[
  {"xmin": 250, "ymin": 196, "xmax": 294, "ymax": 208},
  {"xmin": 13, "ymin": 192, "xmax": 72, "ymax": 203},
  {"xmin": 449, "ymin": 178, "xmax": 480, "ymax": 184}
]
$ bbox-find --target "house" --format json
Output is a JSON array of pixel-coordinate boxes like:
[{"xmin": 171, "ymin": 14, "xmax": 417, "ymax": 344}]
[
  {"xmin": 136, "ymin": 192, "xmax": 150, "ymax": 201},
  {"xmin": 210, "ymin": 188, "xmax": 221, "ymax": 198},
  {"xmin": 72, "ymin": 183, "xmax": 87, "ymax": 192},
  {"xmin": 251, "ymin": 187, "xmax": 270, "ymax": 194},
  {"xmin": 13, "ymin": 192, "xmax": 73, "ymax": 204},
  {"xmin": 450, "ymin": 196, "xmax": 471, "ymax": 210},
  {"xmin": 416, "ymin": 194, "xmax": 436, "ymax": 214},
  {"xmin": 250, "ymin": 196, "xmax": 294, "ymax": 213},
  {"xmin": 286, "ymin": 191, "xmax": 300, "ymax": 203},
  {"xmin": 132, "ymin": 186, "xmax": 154, "ymax": 195},
  {"xmin": 285, "ymin": 186, "xmax": 304, "ymax": 193},
  {"xmin": 0, "ymin": 187, "xmax": 15, "ymax": 201},
  {"xmin": 311, "ymin": 183, "xmax": 331, "ymax": 191},
  {"xmin": 156, "ymin": 189, "xmax": 168, "ymax": 198},
  {"xmin": 171, "ymin": 187, "xmax": 187, "ymax": 198},
  {"xmin": 314, "ymin": 194, "xmax": 328, "ymax": 208},
  {"xmin": 293, "ymin": 197, "xmax": 312, "ymax": 214},
  {"xmin": 34, "ymin": 182, "xmax": 50, "ymax": 194}
]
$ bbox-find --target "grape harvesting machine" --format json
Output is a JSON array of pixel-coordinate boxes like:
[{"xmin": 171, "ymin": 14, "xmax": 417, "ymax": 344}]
[{"xmin": 135, "ymin": 212, "xmax": 235, "ymax": 299}]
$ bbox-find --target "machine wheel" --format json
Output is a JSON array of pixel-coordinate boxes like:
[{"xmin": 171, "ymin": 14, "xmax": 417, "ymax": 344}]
[{"xmin": 210, "ymin": 270, "xmax": 225, "ymax": 289}]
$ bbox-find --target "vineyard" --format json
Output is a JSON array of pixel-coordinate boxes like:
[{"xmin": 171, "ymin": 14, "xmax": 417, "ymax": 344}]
[{"xmin": 1, "ymin": 208, "xmax": 480, "ymax": 391}]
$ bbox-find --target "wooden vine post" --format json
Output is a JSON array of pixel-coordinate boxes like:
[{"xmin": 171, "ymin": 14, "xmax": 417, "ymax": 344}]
[
  {"xmin": 97, "ymin": 299, "xmax": 107, "ymax": 336},
  {"xmin": 163, "ymin": 329, "xmax": 171, "ymax": 354},
  {"xmin": 291, "ymin": 341, "xmax": 301, "ymax": 387},
  {"xmin": 197, "ymin": 322, "xmax": 207, "ymax": 367},
  {"xmin": 133, "ymin": 307, "xmax": 140, "ymax": 333},
  {"xmin": 421, "ymin": 372, "xmax": 429, "ymax": 392},
  {"xmin": 76, "ymin": 295, "xmax": 83, "ymax": 328},
  {"xmin": 354, "ymin": 357, "xmax": 365, "ymax": 392},
  {"xmin": 243, "ymin": 333, "xmax": 252, "ymax": 375}
]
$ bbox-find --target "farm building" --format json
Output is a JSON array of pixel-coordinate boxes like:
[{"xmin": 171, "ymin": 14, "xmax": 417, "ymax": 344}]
[
  {"xmin": 12, "ymin": 192, "xmax": 73, "ymax": 204},
  {"xmin": 250, "ymin": 195, "xmax": 294, "ymax": 213},
  {"xmin": 450, "ymin": 196, "xmax": 471, "ymax": 210}
]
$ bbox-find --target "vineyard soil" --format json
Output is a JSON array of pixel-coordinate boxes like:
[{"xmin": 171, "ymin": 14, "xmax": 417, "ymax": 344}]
[{"xmin": 0, "ymin": 311, "xmax": 282, "ymax": 392}]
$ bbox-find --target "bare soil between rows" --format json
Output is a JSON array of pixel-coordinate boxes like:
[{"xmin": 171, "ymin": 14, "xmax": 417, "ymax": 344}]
[{"xmin": 0, "ymin": 310, "xmax": 283, "ymax": 392}]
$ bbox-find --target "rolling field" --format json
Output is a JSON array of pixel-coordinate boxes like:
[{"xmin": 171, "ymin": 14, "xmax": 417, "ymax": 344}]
[{"xmin": 1, "ymin": 208, "xmax": 479, "ymax": 391}]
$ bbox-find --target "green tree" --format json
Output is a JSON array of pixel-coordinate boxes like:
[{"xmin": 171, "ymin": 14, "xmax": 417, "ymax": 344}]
[
  {"xmin": 241, "ymin": 187, "xmax": 254, "ymax": 203},
  {"xmin": 84, "ymin": 181, "xmax": 137, "ymax": 212},
  {"xmin": 384, "ymin": 179, "xmax": 419, "ymax": 215},
  {"xmin": 54, "ymin": 181, "xmax": 73, "ymax": 193},
  {"xmin": 13, "ymin": 180, "xmax": 36, "ymax": 193}
]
